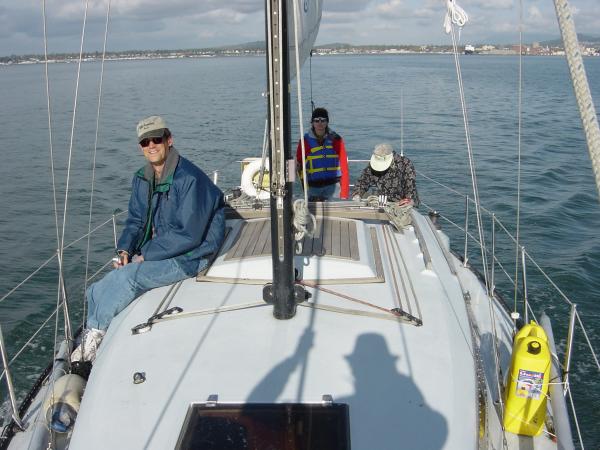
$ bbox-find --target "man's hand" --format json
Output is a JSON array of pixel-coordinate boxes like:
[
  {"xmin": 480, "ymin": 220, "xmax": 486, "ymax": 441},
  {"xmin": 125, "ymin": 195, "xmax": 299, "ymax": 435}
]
[
  {"xmin": 132, "ymin": 254, "xmax": 145, "ymax": 263},
  {"xmin": 398, "ymin": 198, "xmax": 413, "ymax": 206},
  {"xmin": 112, "ymin": 251, "xmax": 130, "ymax": 269}
]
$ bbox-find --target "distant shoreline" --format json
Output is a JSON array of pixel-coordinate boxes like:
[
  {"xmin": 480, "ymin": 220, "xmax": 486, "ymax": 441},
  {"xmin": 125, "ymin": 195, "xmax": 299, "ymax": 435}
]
[{"xmin": 3, "ymin": 49, "xmax": 599, "ymax": 67}]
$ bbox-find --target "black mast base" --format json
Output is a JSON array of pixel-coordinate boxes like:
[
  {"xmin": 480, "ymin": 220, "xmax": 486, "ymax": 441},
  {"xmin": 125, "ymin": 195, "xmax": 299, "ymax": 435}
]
[{"xmin": 263, "ymin": 283, "xmax": 308, "ymax": 320}]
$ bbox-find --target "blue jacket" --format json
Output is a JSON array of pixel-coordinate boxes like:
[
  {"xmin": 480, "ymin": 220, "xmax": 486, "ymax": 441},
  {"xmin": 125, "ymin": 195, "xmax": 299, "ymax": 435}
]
[{"xmin": 117, "ymin": 148, "xmax": 225, "ymax": 263}]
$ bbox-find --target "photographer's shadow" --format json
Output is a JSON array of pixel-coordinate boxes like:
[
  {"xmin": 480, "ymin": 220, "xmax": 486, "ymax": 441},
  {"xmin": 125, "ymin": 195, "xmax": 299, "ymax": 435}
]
[{"xmin": 338, "ymin": 333, "xmax": 448, "ymax": 450}]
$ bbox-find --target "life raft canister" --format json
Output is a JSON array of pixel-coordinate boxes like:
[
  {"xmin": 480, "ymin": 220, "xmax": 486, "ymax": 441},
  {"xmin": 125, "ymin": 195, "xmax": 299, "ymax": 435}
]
[{"xmin": 503, "ymin": 321, "xmax": 551, "ymax": 436}]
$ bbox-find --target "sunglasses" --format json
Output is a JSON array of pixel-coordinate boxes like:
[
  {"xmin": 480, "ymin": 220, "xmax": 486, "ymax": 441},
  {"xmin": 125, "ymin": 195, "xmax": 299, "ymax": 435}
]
[
  {"xmin": 312, "ymin": 117, "xmax": 328, "ymax": 124},
  {"xmin": 139, "ymin": 136, "xmax": 164, "ymax": 147}
]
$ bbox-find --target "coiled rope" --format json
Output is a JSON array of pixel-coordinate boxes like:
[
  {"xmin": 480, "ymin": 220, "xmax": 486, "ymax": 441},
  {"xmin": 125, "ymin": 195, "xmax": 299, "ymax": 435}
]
[{"xmin": 443, "ymin": 0, "xmax": 468, "ymax": 35}]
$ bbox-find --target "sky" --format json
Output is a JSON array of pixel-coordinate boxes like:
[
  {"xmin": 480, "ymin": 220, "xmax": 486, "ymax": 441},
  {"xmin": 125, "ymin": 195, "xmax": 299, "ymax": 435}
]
[{"xmin": 1, "ymin": 0, "xmax": 599, "ymax": 56}]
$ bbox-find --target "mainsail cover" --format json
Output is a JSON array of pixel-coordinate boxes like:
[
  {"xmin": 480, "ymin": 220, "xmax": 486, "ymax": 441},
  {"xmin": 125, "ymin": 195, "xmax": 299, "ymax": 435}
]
[{"xmin": 287, "ymin": 0, "xmax": 322, "ymax": 77}]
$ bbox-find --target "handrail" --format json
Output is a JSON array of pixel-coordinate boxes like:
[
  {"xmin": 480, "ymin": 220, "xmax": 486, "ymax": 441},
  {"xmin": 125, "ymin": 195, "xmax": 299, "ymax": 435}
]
[
  {"xmin": 0, "ymin": 210, "xmax": 128, "ymax": 306},
  {"xmin": 417, "ymin": 172, "xmax": 599, "ymax": 383},
  {"xmin": 0, "ymin": 256, "xmax": 113, "ymax": 382}
]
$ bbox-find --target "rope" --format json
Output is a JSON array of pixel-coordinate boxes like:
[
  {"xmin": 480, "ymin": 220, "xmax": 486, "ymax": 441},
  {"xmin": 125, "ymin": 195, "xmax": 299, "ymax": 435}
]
[
  {"xmin": 553, "ymin": 0, "xmax": 600, "ymax": 201},
  {"xmin": 151, "ymin": 301, "xmax": 267, "ymax": 323},
  {"xmin": 84, "ymin": 0, "xmax": 112, "ymax": 321},
  {"xmin": 299, "ymin": 281, "xmax": 421, "ymax": 325},
  {"xmin": 514, "ymin": 0, "xmax": 523, "ymax": 315},
  {"xmin": 299, "ymin": 302, "xmax": 409, "ymax": 322},
  {"xmin": 291, "ymin": 0, "xmax": 316, "ymax": 248},
  {"xmin": 443, "ymin": 0, "xmax": 468, "ymax": 34},
  {"xmin": 256, "ymin": 118, "xmax": 269, "ymax": 202},
  {"xmin": 445, "ymin": 2, "xmax": 490, "ymax": 294},
  {"xmin": 293, "ymin": 199, "xmax": 316, "ymax": 243},
  {"xmin": 444, "ymin": 3, "xmax": 506, "ymax": 437}
]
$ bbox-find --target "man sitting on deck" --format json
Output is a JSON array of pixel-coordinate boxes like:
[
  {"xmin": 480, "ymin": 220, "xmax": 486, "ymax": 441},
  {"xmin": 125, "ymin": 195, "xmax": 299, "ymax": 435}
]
[{"xmin": 71, "ymin": 115, "xmax": 225, "ymax": 365}]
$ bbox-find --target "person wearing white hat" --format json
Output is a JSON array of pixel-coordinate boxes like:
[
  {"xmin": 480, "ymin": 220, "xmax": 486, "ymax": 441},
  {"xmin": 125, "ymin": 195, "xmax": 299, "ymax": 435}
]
[{"xmin": 352, "ymin": 143, "xmax": 419, "ymax": 206}]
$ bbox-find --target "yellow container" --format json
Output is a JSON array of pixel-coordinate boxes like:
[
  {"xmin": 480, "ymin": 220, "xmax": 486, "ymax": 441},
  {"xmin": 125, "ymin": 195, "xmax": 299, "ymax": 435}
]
[{"xmin": 503, "ymin": 321, "xmax": 551, "ymax": 436}]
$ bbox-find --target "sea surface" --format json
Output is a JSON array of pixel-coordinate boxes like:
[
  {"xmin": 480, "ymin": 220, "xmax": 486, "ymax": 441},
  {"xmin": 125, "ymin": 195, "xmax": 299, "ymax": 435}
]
[{"xmin": 1, "ymin": 54, "xmax": 599, "ymax": 447}]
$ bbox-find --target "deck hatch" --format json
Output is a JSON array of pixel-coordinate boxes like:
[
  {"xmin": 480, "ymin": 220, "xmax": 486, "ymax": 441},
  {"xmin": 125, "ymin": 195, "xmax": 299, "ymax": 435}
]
[
  {"xmin": 176, "ymin": 403, "xmax": 350, "ymax": 450},
  {"xmin": 225, "ymin": 218, "xmax": 360, "ymax": 261}
]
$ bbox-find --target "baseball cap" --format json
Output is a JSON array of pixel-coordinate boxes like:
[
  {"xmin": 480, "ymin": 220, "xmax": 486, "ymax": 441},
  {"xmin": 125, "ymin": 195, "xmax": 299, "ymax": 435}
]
[{"xmin": 136, "ymin": 116, "xmax": 168, "ymax": 141}]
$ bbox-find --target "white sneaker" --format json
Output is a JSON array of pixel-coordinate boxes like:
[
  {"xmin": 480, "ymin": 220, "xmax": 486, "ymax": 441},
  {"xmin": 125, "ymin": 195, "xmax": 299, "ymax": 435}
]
[{"xmin": 71, "ymin": 328, "xmax": 106, "ymax": 363}]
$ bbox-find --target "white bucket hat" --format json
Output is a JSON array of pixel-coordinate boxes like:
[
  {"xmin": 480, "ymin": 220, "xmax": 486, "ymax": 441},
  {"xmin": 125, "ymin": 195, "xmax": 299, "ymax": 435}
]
[{"xmin": 370, "ymin": 143, "xmax": 394, "ymax": 172}]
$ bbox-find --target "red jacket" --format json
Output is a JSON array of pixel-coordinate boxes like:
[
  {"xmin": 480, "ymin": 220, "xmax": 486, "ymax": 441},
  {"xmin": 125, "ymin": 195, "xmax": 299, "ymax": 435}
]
[{"xmin": 296, "ymin": 129, "xmax": 349, "ymax": 199}]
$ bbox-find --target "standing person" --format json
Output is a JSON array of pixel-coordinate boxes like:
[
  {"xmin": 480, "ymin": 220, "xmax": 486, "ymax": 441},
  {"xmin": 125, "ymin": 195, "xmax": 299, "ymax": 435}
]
[
  {"xmin": 296, "ymin": 107, "xmax": 350, "ymax": 201},
  {"xmin": 352, "ymin": 143, "xmax": 419, "ymax": 206},
  {"xmin": 72, "ymin": 115, "xmax": 225, "ymax": 364}
]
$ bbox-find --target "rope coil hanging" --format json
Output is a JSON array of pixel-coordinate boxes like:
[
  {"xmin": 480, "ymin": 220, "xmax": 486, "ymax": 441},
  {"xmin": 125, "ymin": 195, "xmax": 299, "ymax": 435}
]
[{"xmin": 291, "ymin": 0, "xmax": 317, "ymax": 253}]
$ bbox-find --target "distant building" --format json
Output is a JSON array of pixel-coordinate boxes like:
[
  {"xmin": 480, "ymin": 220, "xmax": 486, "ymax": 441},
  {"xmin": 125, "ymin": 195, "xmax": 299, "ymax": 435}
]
[{"xmin": 512, "ymin": 45, "xmax": 528, "ymax": 55}]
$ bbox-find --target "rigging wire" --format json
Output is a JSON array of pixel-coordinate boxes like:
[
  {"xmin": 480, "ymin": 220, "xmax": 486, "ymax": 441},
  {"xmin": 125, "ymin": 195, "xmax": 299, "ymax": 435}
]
[
  {"xmin": 83, "ymin": 0, "xmax": 112, "ymax": 322},
  {"xmin": 309, "ymin": 50, "xmax": 315, "ymax": 112},
  {"xmin": 444, "ymin": 2, "xmax": 506, "ymax": 444},
  {"xmin": 400, "ymin": 88, "xmax": 404, "ymax": 157},
  {"xmin": 55, "ymin": 0, "xmax": 91, "ymax": 347},
  {"xmin": 513, "ymin": 0, "xmax": 523, "ymax": 321},
  {"xmin": 41, "ymin": 5, "xmax": 64, "ymax": 440},
  {"xmin": 41, "ymin": 0, "xmax": 60, "ymax": 258},
  {"xmin": 291, "ymin": 0, "xmax": 316, "ymax": 247},
  {"xmin": 45, "ymin": 3, "xmax": 89, "ymax": 442}
]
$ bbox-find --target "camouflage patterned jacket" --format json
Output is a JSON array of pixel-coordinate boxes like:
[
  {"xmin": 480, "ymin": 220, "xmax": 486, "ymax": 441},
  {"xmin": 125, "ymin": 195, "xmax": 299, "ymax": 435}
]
[{"xmin": 352, "ymin": 152, "xmax": 419, "ymax": 205}]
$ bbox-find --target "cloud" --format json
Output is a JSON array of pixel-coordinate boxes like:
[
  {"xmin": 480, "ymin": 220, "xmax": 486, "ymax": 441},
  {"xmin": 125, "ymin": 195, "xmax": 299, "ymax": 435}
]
[
  {"xmin": 464, "ymin": 0, "xmax": 513, "ymax": 10},
  {"xmin": 1, "ymin": 0, "xmax": 599, "ymax": 55}
]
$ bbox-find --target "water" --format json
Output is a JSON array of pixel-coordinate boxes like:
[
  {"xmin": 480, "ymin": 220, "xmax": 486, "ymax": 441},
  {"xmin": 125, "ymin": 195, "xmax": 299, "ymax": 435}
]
[{"xmin": 1, "ymin": 54, "xmax": 599, "ymax": 446}]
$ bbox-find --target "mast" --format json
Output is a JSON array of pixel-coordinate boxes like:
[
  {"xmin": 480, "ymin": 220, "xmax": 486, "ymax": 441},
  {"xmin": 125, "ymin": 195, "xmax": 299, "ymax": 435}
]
[{"xmin": 263, "ymin": 0, "xmax": 304, "ymax": 319}]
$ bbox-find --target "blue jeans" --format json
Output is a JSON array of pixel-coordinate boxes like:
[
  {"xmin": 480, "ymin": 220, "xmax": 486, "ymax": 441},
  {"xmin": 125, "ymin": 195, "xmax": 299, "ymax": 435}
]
[
  {"xmin": 308, "ymin": 182, "xmax": 340, "ymax": 201},
  {"xmin": 86, "ymin": 256, "xmax": 206, "ymax": 331}
]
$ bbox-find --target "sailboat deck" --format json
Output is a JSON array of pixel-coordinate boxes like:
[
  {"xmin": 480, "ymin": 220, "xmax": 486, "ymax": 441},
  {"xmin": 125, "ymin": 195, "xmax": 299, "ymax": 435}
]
[{"xmin": 66, "ymin": 208, "xmax": 496, "ymax": 449}]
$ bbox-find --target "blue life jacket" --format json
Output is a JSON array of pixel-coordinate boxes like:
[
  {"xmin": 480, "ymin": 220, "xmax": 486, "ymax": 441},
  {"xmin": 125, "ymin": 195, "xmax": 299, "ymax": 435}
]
[{"xmin": 304, "ymin": 133, "xmax": 341, "ymax": 185}]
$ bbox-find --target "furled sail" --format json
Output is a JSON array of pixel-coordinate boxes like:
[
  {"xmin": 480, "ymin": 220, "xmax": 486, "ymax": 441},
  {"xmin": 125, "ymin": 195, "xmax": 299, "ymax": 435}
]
[{"xmin": 287, "ymin": 0, "xmax": 322, "ymax": 77}]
